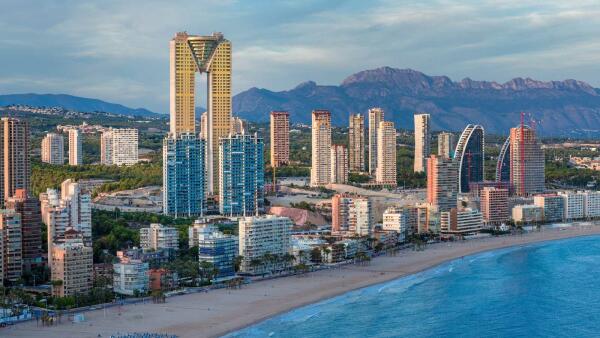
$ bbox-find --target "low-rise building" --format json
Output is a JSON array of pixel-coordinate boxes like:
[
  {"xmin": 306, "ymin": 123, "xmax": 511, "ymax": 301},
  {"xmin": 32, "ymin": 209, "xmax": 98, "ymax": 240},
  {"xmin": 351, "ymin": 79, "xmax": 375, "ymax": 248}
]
[
  {"xmin": 512, "ymin": 205, "xmax": 543, "ymax": 223},
  {"xmin": 113, "ymin": 259, "xmax": 149, "ymax": 296},
  {"xmin": 534, "ymin": 194, "xmax": 565, "ymax": 222},
  {"xmin": 197, "ymin": 226, "xmax": 238, "ymax": 279},
  {"xmin": 440, "ymin": 208, "xmax": 483, "ymax": 237}
]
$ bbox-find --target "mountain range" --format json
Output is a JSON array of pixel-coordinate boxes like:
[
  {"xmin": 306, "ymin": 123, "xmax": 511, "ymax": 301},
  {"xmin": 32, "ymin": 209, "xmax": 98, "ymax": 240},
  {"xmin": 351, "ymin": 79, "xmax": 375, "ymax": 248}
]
[
  {"xmin": 0, "ymin": 93, "xmax": 158, "ymax": 117},
  {"xmin": 233, "ymin": 67, "xmax": 600, "ymax": 136}
]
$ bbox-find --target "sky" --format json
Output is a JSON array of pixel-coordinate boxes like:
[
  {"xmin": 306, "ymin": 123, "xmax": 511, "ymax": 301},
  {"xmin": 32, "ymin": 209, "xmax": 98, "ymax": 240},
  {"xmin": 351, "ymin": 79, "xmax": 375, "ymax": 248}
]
[{"xmin": 1, "ymin": 0, "xmax": 600, "ymax": 113}]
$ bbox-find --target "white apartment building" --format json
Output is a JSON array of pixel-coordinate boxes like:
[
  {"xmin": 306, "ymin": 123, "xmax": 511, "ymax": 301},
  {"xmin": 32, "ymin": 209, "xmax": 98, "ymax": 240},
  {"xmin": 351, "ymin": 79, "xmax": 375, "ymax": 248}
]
[
  {"xmin": 512, "ymin": 205, "xmax": 543, "ymax": 223},
  {"xmin": 585, "ymin": 191, "xmax": 600, "ymax": 218},
  {"xmin": 440, "ymin": 208, "xmax": 483, "ymax": 236},
  {"xmin": 382, "ymin": 206, "xmax": 406, "ymax": 242},
  {"xmin": 140, "ymin": 223, "xmax": 179, "ymax": 251},
  {"xmin": 354, "ymin": 198, "xmax": 373, "ymax": 237},
  {"xmin": 368, "ymin": 108, "xmax": 384, "ymax": 175},
  {"xmin": 68, "ymin": 129, "xmax": 82, "ymax": 166},
  {"xmin": 376, "ymin": 121, "xmax": 397, "ymax": 186},
  {"xmin": 558, "ymin": 191, "xmax": 585, "ymax": 220},
  {"xmin": 238, "ymin": 215, "xmax": 292, "ymax": 274},
  {"xmin": 41, "ymin": 133, "xmax": 64, "ymax": 165},
  {"xmin": 414, "ymin": 113, "xmax": 431, "ymax": 173},
  {"xmin": 113, "ymin": 259, "xmax": 149, "ymax": 296},
  {"xmin": 101, "ymin": 128, "xmax": 139, "ymax": 166}
]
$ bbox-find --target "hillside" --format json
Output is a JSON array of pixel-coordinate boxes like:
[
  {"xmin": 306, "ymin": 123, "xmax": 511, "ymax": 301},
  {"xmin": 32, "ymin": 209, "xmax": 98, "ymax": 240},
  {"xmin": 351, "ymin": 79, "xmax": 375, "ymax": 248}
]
[
  {"xmin": 0, "ymin": 93, "xmax": 159, "ymax": 117},
  {"xmin": 232, "ymin": 67, "xmax": 600, "ymax": 136}
]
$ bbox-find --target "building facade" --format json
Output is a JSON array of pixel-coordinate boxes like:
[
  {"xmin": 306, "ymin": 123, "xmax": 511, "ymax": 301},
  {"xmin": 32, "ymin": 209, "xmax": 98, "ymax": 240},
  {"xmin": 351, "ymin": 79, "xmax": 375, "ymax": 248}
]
[
  {"xmin": 534, "ymin": 194, "xmax": 564, "ymax": 222},
  {"xmin": 68, "ymin": 128, "xmax": 82, "ymax": 166},
  {"xmin": 413, "ymin": 113, "xmax": 431, "ymax": 172},
  {"xmin": 113, "ymin": 259, "xmax": 149, "ymax": 296},
  {"xmin": 162, "ymin": 133, "xmax": 206, "ymax": 217},
  {"xmin": 41, "ymin": 133, "xmax": 64, "ymax": 165},
  {"xmin": 310, "ymin": 110, "xmax": 332, "ymax": 187},
  {"xmin": 5, "ymin": 189, "xmax": 42, "ymax": 272},
  {"xmin": 354, "ymin": 198, "xmax": 373, "ymax": 237},
  {"xmin": 101, "ymin": 128, "xmax": 139, "ymax": 166},
  {"xmin": 0, "ymin": 210, "xmax": 22, "ymax": 284},
  {"xmin": 331, "ymin": 194, "xmax": 356, "ymax": 233},
  {"xmin": 219, "ymin": 132, "xmax": 265, "ymax": 216},
  {"xmin": 170, "ymin": 32, "xmax": 232, "ymax": 195},
  {"xmin": 426, "ymin": 155, "xmax": 459, "ymax": 212},
  {"xmin": 437, "ymin": 132, "xmax": 456, "ymax": 159},
  {"xmin": 1, "ymin": 118, "xmax": 31, "ymax": 204},
  {"xmin": 512, "ymin": 204, "xmax": 543, "ymax": 223},
  {"xmin": 348, "ymin": 113, "xmax": 365, "ymax": 172},
  {"xmin": 454, "ymin": 124, "xmax": 485, "ymax": 193},
  {"xmin": 368, "ymin": 108, "xmax": 384, "ymax": 175},
  {"xmin": 558, "ymin": 191, "xmax": 585, "ymax": 220},
  {"xmin": 330, "ymin": 145, "xmax": 348, "ymax": 184},
  {"xmin": 510, "ymin": 126, "xmax": 545, "ymax": 196},
  {"xmin": 376, "ymin": 121, "xmax": 397, "ymax": 185},
  {"xmin": 270, "ymin": 111, "xmax": 290, "ymax": 168},
  {"xmin": 197, "ymin": 228, "xmax": 238, "ymax": 279},
  {"xmin": 140, "ymin": 223, "xmax": 179, "ymax": 251},
  {"xmin": 50, "ymin": 229, "xmax": 93, "ymax": 297},
  {"xmin": 440, "ymin": 208, "xmax": 483, "ymax": 236},
  {"xmin": 481, "ymin": 187, "xmax": 509, "ymax": 225},
  {"xmin": 238, "ymin": 215, "xmax": 292, "ymax": 274}
]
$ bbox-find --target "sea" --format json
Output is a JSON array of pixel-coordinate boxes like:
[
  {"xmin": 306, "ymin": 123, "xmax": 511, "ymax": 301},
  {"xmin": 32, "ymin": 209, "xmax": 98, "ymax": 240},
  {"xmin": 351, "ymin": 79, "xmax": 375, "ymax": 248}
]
[{"xmin": 227, "ymin": 235, "xmax": 600, "ymax": 337}]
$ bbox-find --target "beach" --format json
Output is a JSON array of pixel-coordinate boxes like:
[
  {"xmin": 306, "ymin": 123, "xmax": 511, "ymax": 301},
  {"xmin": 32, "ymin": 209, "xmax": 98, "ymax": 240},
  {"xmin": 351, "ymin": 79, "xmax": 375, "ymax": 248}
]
[{"xmin": 6, "ymin": 224, "xmax": 600, "ymax": 338}]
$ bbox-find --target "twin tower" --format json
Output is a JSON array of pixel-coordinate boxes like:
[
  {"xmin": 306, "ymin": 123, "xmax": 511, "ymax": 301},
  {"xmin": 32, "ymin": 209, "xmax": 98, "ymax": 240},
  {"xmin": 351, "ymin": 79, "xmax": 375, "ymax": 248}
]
[{"xmin": 169, "ymin": 32, "xmax": 232, "ymax": 194}]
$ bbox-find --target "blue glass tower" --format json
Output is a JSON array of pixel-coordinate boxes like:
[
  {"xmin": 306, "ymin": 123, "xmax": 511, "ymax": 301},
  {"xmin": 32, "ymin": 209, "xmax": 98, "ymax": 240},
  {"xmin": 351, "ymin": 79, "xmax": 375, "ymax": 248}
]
[
  {"xmin": 219, "ymin": 132, "xmax": 264, "ymax": 216},
  {"xmin": 163, "ymin": 133, "xmax": 206, "ymax": 217}
]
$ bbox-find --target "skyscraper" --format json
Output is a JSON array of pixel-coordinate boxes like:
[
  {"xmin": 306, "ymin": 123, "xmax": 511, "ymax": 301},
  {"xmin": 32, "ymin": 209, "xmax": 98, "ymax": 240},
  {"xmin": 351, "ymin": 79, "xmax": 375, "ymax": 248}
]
[
  {"xmin": 5, "ymin": 189, "xmax": 42, "ymax": 272},
  {"xmin": 496, "ymin": 137, "xmax": 511, "ymax": 183},
  {"xmin": 60, "ymin": 179, "xmax": 92, "ymax": 245},
  {"xmin": 101, "ymin": 128, "xmax": 139, "ymax": 166},
  {"xmin": 170, "ymin": 32, "xmax": 232, "ymax": 194},
  {"xmin": 437, "ymin": 132, "xmax": 455, "ymax": 159},
  {"xmin": 41, "ymin": 132, "xmax": 64, "ymax": 165},
  {"xmin": 68, "ymin": 129, "xmax": 82, "ymax": 166},
  {"xmin": 368, "ymin": 108, "xmax": 384, "ymax": 175},
  {"xmin": 219, "ymin": 132, "xmax": 265, "ymax": 216},
  {"xmin": 376, "ymin": 121, "xmax": 397, "ymax": 186},
  {"xmin": 455, "ymin": 124, "xmax": 485, "ymax": 193},
  {"xmin": 510, "ymin": 125, "xmax": 544, "ymax": 196},
  {"xmin": 348, "ymin": 113, "xmax": 365, "ymax": 172},
  {"xmin": 1, "ymin": 118, "xmax": 30, "ymax": 203},
  {"xmin": 310, "ymin": 110, "xmax": 332, "ymax": 187},
  {"xmin": 414, "ymin": 113, "xmax": 431, "ymax": 173},
  {"xmin": 270, "ymin": 111, "xmax": 290, "ymax": 168},
  {"xmin": 163, "ymin": 133, "xmax": 206, "ymax": 217},
  {"xmin": 330, "ymin": 145, "xmax": 348, "ymax": 184},
  {"xmin": 427, "ymin": 155, "xmax": 459, "ymax": 212}
]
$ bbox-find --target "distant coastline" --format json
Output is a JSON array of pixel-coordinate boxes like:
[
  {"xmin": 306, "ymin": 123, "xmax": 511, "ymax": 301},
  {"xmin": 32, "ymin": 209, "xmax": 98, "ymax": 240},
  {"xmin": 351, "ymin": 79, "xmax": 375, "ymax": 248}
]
[{"xmin": 7, "ymin": 223, "xmax": 600, "ymax": 338}]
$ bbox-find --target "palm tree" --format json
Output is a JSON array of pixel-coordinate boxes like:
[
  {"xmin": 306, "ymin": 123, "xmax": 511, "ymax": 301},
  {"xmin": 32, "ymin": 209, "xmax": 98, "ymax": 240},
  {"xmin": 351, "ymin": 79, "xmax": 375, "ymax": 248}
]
[
  {"xmin": 199, "ymin": 261, "xmax": 215, "ymax": 285},
  {"xmin": 249, "ymin": 258, "xmax": 262, "ymax": 274},
  {"xmin": 233, "ymin": 255, "xmax": 244, "ymax": 273},
  {"xmin": 282, "ymin": 253, "xmax": 296, "ymax": 271},
  {"xmin": 322, "ymin": 247, "xmax": 332, "ymax": 263}
]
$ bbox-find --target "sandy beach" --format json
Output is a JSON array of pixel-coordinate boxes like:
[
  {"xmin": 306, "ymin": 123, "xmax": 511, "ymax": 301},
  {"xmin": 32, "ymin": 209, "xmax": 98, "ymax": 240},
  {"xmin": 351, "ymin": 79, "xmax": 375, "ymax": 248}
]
[{"xmin": 5, "ymin": 224, "xmax": 600, "ymax": 338}]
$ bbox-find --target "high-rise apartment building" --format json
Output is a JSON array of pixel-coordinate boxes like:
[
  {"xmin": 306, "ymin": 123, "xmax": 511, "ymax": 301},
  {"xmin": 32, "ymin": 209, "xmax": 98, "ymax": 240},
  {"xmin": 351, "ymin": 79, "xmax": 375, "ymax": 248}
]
[
  {"xmin": 101, "ymin": 128, "xmax": 139, "ymax": 166},
  {"xmin": 140, "ymin": 223, "xmax": 179, "ymax": 251},
  {"xmin": 50, "ymin": 229, "xmax": 93, "ymax": 297},
  {"xmin": 162, "ymin": 133, "xmax": 206, "ymax": 217},
  {"xmin": 68, "ymin": 129, "xmax": 82, "ymax": 166},
  {"xmin": 437, "ymin": 132, "xmax": 455, "ymax": 159},
  {"xmin": 41, "ymin": 133, "xmax": 64, "ymax": 165},
  {"xmin": 200, "ymin": 111, "xmax": 208, "ymax": 140},
  {"xmin": 331, "ymin": 194, "xmax": 356, "ymax": 233},
  {"xmin": 427, "ymin": 155, "xmax": 459, "ymax": 212},
  {"xmin": 376, "ymin": 121, "xmax": 397, "ymax": 186},
  {"xmin": 170, "ymin": 32, "xmax": 232, "ymax": 194},
  {"xmin": 558, "ymin": 191, "xmax": 585, "ymax": 220},
  {"xmin": 238, "ymin": 215, "xmax": 292, "ymax": 274},
  {"xmin": 481, "ymin": 187, "xmax": 509, "ymax": 224},
  {"xmin": 414, "ymin": 113, "xmax": 431, "ymax": 173},
  {"xmin": 219, "ymin": 132, "xmax": 265, "ymax": 216},
  {"xmin": 331, "ymin": 145, "xmax": 348, "ymax": 184},
  {"xmin": 196, "ymin": 225, "xmax": 238, "ymax": 279},
  {"xmin": 310, "ymin": 110, "xmax": 331, "ymax": 187},
  {"xmin": 455, "ymin": 124, "xmax": 485, "ymax": 193},
  {"xmin": 354, "ymin": 197, "xmax": 373, "ymax": 236},
  {"xmin": 348, "ymin": 113, "xmax": 365, "ymax": 172},
  {"xmin": 231, "ymin": 117, "xmax": 245, "ymax": 135},
  {"xmin": 368, "ymin": 108, "xmax": 384, "ymax": 175},
  {"xmin": 5, "ymin": 189, "xmax": 42, "ymax": 272},
  {"xmin": 1, "ymin": 118, "xmax": 31, "ymax": 204},
  {"xmin": 270, "ymin": 111, "xmax": 290, "ymax": 168},
  {"xmin": 510, "ymin": 125, "xmax": 544, "ymax": 196},
  {"xmin": 0, "ymin": 209, "xmax": 22, "ymax": 283}
]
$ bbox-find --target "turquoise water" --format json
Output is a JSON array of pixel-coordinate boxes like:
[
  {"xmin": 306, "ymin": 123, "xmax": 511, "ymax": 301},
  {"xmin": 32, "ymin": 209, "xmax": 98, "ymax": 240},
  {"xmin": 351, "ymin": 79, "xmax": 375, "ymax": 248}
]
[{"xmin": 228, "ymin": 235, "xmax": 600, "ymax": 337}]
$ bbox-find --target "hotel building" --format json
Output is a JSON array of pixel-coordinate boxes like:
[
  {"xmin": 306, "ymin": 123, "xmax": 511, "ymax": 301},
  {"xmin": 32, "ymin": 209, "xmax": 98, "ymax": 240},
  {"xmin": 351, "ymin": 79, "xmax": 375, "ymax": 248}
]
[
  {"xmin": 510, "ymin": 125, "xmax": 544, "ymax": 196},
  {"xmin": 414, "ymin": 113, "xmax": 431, "ymax": 172},
  {"xmin": 238, "ymin": 215, "xmax": 292, "ymax": 274},
  {"xmin": 440, "ymin": 208, "xmax": 483, "ymax": 236},
  {"xmin": 219, "ymin": 132, "xmax": 265, "ymax": 216},
  {"xmin": 41, "ymin": 132, "xmax": 64, "ymax": 165},
  {"xmin": 481, "ymin": 187, "xmax": 509, "ymax": 225},
  {"xmin": 310, "ymin": 110, "xmax": 332, "ymax": 187},
  {"xmin": 270, "ymin": 111, "xmax": 290, "ymax": 167}
]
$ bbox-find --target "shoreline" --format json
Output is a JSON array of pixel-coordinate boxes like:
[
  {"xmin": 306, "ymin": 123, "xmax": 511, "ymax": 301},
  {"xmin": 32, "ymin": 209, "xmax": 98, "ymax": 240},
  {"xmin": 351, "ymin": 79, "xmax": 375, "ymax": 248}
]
[{"xmin": 6, "ymin": 224, "xmax": 600, "ymax": 338}]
